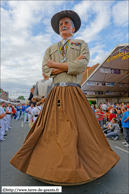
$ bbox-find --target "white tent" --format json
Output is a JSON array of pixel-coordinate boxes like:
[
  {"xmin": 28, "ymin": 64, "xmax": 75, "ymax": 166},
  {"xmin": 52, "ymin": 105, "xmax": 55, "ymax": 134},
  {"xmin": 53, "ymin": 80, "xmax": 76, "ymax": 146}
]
[
  {"xmin": 0, "ymin": 98, "xmax": 18, "ymax": 104},
  {"xmin": 81, "ymin": 43, "xmax": 129, "ymax": 102}
]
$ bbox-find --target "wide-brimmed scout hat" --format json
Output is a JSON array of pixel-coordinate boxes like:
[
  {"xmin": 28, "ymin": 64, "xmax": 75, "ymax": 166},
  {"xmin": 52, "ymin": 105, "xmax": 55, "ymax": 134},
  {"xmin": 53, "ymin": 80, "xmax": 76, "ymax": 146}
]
[{"xmin": 51, "ymin": 10, "xmax": 81, "ymax": 34}]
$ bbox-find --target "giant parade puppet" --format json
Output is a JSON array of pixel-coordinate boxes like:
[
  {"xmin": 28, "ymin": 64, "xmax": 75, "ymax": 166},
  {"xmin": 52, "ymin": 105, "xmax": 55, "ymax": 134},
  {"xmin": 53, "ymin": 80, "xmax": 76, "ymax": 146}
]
[{"xmin": 10, "ymin": 10, "xmax": 120, "ymax": 186}]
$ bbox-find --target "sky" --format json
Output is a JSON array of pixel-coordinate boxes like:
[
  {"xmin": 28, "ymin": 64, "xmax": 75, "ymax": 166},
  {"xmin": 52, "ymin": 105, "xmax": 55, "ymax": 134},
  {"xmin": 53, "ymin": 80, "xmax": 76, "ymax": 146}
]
[{"xmin": 1, "ymin": 0, "xmax": 128, "ymax": 99}]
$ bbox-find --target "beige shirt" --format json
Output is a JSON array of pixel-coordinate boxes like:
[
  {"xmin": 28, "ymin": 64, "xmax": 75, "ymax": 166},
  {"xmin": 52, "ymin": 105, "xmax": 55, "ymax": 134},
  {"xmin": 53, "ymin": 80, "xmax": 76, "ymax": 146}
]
[
  {"xmin": 42, "ymin": 39, "xmax": 90, "ymax": 84},
  {"xmin": 37, "ymin": 79, "xmax": 52, "ymax": 96},
  {"xmin": 34, "ymin": 79, "xmax": 52, "ymax": 97}
]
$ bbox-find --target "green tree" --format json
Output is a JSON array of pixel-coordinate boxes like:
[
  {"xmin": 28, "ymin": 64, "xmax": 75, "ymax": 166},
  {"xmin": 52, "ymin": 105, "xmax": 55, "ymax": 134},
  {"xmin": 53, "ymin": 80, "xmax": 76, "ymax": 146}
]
[{"xmin": 18, "ymin": 96, "xmax": 25, "ymax": 100}]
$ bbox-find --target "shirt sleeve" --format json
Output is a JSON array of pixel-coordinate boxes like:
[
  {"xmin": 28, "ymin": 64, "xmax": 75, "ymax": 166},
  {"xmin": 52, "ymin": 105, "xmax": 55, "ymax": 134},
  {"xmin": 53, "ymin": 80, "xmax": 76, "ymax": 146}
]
[
  {"xmin": 42, "ymin": 48, "xmax": 54, "ymax": 78},
  {"xmin": 67, "ymin": 41, "xmax": 90, "ymax": 75},
  {"xmin": 110, "ymin": 124, "xmax": 115, "ymax": 131}
]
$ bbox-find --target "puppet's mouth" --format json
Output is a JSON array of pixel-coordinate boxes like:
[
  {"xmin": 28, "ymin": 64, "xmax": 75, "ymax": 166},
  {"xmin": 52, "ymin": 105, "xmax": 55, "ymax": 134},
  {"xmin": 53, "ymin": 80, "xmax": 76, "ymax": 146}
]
[{"xmin": 61, "ymin": 27, "xmax": 68, "ymax": 31}]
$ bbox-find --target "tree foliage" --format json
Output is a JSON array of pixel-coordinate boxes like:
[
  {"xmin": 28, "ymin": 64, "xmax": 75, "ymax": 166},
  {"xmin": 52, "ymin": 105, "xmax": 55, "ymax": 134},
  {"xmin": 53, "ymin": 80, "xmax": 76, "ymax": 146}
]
[{"xmin": 18, "ymin": 96, "xmax": 25, "ymax": 100}]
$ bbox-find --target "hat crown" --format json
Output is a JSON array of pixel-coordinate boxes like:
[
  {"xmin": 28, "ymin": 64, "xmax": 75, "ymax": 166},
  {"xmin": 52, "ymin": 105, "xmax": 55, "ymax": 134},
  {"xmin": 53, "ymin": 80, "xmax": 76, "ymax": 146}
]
[{"xmin": 51, "ymin": 10, "xmax": 81, "ymax": 35}]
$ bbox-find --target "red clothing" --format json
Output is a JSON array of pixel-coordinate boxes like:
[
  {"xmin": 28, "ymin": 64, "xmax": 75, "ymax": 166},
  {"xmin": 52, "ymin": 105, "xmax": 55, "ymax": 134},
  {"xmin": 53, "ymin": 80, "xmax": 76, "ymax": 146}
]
[
  {"xmin": 109, "ymin": 113, "xmax": 116, "ymax": 121},
  {"xmin": 96, "ymin": 111, "xmax": 104, "ymax": 121},
  {"xmin": 12, "ymin": 108, "xmax": 16, "ymax": 114}
]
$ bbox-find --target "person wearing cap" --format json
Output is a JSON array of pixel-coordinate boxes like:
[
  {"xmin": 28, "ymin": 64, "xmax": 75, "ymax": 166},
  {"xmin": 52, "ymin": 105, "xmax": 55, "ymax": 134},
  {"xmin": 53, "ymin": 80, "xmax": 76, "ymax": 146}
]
[{"xmin": 10, "ymin": 10, "xmax": 120, "ymax": 185}]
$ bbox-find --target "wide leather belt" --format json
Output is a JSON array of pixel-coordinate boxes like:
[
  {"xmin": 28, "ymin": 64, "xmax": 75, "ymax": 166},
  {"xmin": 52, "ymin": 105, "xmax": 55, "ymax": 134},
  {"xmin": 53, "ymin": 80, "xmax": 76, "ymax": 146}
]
[
  {"xmin": 6, "ymin": 113, "xmax": 11, "ymax": 114},
  {"xmin": 53, "ymin": 82, "xmax": 81, "ymax": 88}
]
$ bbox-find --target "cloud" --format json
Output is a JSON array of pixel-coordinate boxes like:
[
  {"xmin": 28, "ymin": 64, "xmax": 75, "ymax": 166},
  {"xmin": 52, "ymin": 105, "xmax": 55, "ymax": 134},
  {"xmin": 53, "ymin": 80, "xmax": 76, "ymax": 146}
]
[
  {"xmin": 112, "ymin": 1, "xmax": 128, "ymax": 27},
  {"xmin": 1, "ymin": 1, "xmax": 64, "ymax": 90},
  {"xmin": 1, "ymin": 0, "xmax": 128, "ymax": 95},
  {"xmin": 73, "ymin": 1, "xmax": 93, "ymax": 23},
  {"xmin": 74, "ymin": 1, "xmax": 113, "ymax": 42},
  {"xmin": 88, "ymin": 45, "xmax": 109, "ymax": 67}
]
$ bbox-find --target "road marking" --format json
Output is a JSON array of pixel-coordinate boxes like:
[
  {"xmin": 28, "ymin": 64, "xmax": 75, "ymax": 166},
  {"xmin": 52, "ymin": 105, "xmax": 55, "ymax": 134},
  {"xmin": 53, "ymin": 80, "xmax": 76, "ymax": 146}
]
[
  {"xmin": 114, "ymin": 146, "xmax": 129, "ymax": 154},
  {"xmin": 21, "ymin": 121, "xmax": 24, "ymax": 128}
]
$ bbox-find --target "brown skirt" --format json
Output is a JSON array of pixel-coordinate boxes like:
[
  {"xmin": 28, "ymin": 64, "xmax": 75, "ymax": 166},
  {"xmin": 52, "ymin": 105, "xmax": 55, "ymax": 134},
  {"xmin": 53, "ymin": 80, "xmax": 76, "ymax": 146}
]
[{"xmin": 10, "ymin": 86, "xmax": 120, "ymax": 185}]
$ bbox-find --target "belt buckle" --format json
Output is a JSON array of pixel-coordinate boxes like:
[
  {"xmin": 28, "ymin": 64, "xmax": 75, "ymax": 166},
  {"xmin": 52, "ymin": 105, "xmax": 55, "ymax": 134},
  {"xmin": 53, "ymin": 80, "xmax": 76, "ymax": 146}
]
[{"xmin": 60, "ymin": 82, "xmax": 66, "ymax": 87}]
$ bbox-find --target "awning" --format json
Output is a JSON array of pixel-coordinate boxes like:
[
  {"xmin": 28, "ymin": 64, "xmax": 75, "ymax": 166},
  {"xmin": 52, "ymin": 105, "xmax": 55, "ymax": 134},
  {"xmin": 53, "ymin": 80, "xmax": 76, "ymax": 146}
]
[{"xmin": 81, "ymin": 43, "xmax": 129, "ymax": 98}]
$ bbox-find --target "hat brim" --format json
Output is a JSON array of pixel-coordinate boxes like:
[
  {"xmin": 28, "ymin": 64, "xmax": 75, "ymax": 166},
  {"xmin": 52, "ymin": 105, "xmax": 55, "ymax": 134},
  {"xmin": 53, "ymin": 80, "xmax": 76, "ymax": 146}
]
[{"xmin": 51, "ymin": 10, "xmax": 81, "ymax": 35}]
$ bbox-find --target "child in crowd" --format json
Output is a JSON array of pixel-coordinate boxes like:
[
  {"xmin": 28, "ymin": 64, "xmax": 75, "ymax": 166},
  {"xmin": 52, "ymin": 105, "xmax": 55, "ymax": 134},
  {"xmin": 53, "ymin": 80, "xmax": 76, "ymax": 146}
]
[{"xmin": 105, "ymin": 118, "xmax": 120, "ymax": 140}]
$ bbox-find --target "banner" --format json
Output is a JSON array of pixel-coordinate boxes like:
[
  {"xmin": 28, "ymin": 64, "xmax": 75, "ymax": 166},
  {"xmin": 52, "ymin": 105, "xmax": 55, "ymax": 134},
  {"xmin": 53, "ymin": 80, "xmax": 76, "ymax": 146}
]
[
  {"xmin": 105, "ymin": 83, "xmax": 114, "ymax": 86},
  {"xmin": 85, "ymin": 91, "xmax": 95, "ymax": 95},
  {"xmin": 85, "ymin": 91, "xmax": 103, "ymax": 95},
  {"xmin": 100, "ymin": 67, "xmax": 129, "ymax": 75},
  {"xmin": 87, "ymin": 82, "xmax": 105, "ymax": 86},
  {"xmin": 95, "ymin": 91, "xmax": 103, "ymax": 95},
  {"xmin": 87, "ymin": 82, "xmax": 96, "ymax": 86},
  {"xmin": 9, "ymin": 91, "xmax": 30, "ymax": 99},
  {"xmin": 119, "ymin": 83, "xmax": 129, "ymax": 87},
  {"xmin": 106, "ymin": 48, "xmax": 129, "ymax": 62},
  {"xmin": 105, "ymin": 92, "xmax": 121, "ymax": 95}
]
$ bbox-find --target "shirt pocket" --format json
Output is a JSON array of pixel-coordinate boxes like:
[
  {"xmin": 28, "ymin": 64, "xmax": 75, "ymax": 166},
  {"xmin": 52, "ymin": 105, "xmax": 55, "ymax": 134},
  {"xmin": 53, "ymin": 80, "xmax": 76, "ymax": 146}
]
[
  {"xmin": 70, "ymin": 45, "xmax": 81, "ymax": 51},
  {"xmin": 69, "ymin": 45, "xmax": 81, "ymax": 59},
  {"xmin": 50, "ymin": 49, "xmax": 58, "ymax": 60}
]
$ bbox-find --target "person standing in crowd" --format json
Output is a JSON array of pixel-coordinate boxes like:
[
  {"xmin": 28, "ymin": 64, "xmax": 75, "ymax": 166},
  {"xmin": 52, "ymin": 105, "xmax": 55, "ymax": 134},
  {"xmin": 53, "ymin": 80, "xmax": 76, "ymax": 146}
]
[
  {"xmin": 28, "ymin": 86, "xmax": 36, "ymax": 106},
  {"xmin": 24, "ymin": 103, "xmax": 30, "ymax": 123},
  {"xmin": 3, "ymin": 103, "xmax": 8, "ymax": 132},
  {"xmin": 26, "ymin": 103, "xmax": 34, "ymax": 123},
  {"xmin": 16, "ymin": 104, "xmax": 21, "ymax": 120},
  {"xmin": 20, "ymin": 104, "xmax": 25, "ymax": 119},
  {"xmin": 31, "ymin": 105, "xmax": 42, "ymax": 124},
  {"xmin": 116, "ymin": 109, "xmax": 123, "ymax": 133},
  {"xmin": 105, "ymin": 109, "xmax": 110, "ymax": 122},
  {"xmin": 6, "ymin": 103, "xmax": 13, "ymax": 129},
  {"xmin": 127, "ymin": 102, "xmax": 129, "ymax": 110},
  {"xmin": 0, "ymin": 101, "xmax": 7, "ymax": 141},
  {"xmin": 109, "ymin": 108, "xmax": 116, "ymax": 121},
  {"xmin": 12, "ymin": 105, "xmax": 16, "ymax": 119},
  {"xmin": 102, "ymin": 102, "xmax": 107, "ymax": 111},
  {"xmin": 121, "ymin": 105, "xmax": 129, "ymax": 148},
  {"xmin": 95, "ymin": 108, "xmax": 104, "ymax": 127},
  {"xmin": 91, "ymin": 104, "xmax": 95, "ymax": 114}
]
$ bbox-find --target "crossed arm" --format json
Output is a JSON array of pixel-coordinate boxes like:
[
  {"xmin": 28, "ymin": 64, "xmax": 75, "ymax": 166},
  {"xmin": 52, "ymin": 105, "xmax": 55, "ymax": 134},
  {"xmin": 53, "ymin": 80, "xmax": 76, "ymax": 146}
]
[{"xmin": 47, "ymin": 55, "xmax": 85, "ymax": 75}]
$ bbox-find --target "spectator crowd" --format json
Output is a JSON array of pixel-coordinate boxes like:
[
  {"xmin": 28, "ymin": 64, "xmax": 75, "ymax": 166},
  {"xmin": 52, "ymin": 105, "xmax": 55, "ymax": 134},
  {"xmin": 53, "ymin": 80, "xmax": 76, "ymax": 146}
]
[
  {"xmin": 0, "ymin": 101, "xmax": 42, "ymax": 141},
  {"xmin": 91, "ymin": 102, "xmax": 129, "ymax": 147},
  {"xmin": 0, "ymin": 100, "xmax": 129, "ymax": 148}
]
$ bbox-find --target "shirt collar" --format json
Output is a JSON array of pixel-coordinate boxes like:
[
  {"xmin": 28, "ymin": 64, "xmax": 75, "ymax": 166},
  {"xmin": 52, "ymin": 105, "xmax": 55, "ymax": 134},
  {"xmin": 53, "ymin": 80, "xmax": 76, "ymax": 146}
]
[{"xmin": 61, "ymin": 36, "xmax": 73, "ymax": 46}]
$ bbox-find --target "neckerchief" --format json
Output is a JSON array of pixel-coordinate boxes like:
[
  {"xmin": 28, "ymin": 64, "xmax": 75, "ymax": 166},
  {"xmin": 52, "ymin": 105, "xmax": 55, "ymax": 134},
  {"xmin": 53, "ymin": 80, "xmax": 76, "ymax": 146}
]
[{"xmin": 58, "ymin": 40, "xmax": 70, "ymax": 56}]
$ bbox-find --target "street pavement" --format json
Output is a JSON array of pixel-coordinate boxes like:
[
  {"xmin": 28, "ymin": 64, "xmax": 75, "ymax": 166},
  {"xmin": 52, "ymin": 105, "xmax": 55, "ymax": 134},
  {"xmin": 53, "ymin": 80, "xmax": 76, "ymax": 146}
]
[{"xmin": 1, "ymin": 118, "xmax": 129, "ymax": 194}]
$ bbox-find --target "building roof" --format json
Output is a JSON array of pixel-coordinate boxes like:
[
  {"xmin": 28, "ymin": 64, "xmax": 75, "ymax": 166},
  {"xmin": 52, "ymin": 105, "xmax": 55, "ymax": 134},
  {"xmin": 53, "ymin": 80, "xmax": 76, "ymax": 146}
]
[
  {"xmin": 81, "ymin": 63, "xmax": 99, "ymax": 85},
  {"xmin": 81, "ymin": 43, "xmax": 129, "ymax": 98}
]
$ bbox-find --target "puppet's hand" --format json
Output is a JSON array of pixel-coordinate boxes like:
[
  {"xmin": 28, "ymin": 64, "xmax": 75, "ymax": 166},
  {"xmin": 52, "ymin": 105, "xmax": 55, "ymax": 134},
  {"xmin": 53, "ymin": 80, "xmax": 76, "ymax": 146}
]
[
  {"xmin": 47, "ymin": 60, "xmax": 56, "ymax": 68},
  {"xmin": 75, "ymin": 55, "xmax": 85, "ymax": 61}
]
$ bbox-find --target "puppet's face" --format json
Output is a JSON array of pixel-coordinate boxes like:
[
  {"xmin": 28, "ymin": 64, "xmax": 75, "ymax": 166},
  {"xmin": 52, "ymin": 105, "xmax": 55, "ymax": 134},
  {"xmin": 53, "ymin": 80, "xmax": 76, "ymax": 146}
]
[{"xmin": 59, "ymin": 17, "xmax": 75, "ymax": 38}]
